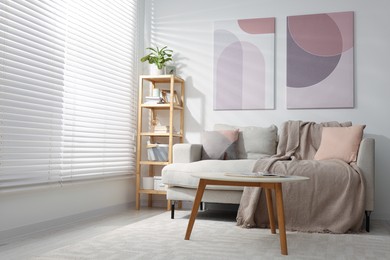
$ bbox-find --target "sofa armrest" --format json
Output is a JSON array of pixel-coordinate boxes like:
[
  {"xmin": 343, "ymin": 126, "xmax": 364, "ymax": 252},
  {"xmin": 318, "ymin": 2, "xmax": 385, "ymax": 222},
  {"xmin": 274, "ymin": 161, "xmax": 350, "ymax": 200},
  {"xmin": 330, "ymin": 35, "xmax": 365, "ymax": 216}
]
[
  {"xmin": 356, "ymin": 138, "xmax": 375, "ymax": 212},
  {"xmin": 173, "ymin": 143, "xmax": 203, "ymax": 163}
]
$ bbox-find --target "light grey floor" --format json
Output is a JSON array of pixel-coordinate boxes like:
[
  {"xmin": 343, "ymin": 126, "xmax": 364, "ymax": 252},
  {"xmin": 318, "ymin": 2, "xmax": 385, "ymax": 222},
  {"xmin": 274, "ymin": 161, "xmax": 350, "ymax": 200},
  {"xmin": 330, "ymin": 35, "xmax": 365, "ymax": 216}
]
[
  {"xmin": 1, "ymin": 207, "xmax": 389, "ymax": 259},
  {"xmin": 0, "ymin": 207, "xmax": 164, "ymax": 260}
]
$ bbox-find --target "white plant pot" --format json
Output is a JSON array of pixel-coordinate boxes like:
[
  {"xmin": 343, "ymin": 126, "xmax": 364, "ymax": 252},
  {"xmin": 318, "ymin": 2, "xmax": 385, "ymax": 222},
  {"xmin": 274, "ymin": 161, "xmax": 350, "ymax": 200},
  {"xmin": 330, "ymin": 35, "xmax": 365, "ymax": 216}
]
[{"xmin": 149, "ymin": 65, "xmax": 164, "ymax": 75}]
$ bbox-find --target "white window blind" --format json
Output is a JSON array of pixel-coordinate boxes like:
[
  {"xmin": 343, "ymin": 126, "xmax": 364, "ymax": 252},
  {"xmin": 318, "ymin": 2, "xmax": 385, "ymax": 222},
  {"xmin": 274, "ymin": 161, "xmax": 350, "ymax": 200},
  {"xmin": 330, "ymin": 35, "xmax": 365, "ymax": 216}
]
[{"xmin": 0, "ymin": 0, "xmax": 138, "ymax": 189}]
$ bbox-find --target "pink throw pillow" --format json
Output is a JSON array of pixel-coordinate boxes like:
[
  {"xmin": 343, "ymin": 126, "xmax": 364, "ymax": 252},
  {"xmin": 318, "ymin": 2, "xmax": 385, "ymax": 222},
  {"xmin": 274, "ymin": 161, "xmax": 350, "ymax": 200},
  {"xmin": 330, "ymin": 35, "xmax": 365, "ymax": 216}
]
[{"xmin": 314, "ymin": 125, "xmax": 365, "ymax": 163}]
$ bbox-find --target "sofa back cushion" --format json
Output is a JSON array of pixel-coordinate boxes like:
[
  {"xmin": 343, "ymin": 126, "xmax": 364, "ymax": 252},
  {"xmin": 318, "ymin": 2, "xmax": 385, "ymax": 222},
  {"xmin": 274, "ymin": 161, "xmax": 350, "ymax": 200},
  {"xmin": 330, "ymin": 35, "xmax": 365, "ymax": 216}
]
[{"xmin": 214, "ymin": 124, "xmax": 278, "ymax": 159}]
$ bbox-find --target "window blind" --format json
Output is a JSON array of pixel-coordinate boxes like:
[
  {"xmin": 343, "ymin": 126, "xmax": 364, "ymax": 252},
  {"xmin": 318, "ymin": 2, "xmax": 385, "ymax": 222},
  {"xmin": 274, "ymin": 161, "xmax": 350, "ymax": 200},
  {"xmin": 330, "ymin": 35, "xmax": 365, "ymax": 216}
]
[{"xmin": 0, "ymin": 0, "xmax": 138, "ymax": 188}]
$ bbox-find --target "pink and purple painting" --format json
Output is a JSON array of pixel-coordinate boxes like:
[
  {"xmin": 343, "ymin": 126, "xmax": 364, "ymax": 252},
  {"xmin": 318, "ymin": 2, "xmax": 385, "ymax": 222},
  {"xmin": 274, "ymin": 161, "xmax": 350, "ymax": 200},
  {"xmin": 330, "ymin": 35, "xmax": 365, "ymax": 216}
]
[
  {"xmin": 287, "ymin": 11, "xmax": 354, "ymax": 109},
  {"xmin": 214, "ymin": 17, "xmax": 275, "ymax": 110}
]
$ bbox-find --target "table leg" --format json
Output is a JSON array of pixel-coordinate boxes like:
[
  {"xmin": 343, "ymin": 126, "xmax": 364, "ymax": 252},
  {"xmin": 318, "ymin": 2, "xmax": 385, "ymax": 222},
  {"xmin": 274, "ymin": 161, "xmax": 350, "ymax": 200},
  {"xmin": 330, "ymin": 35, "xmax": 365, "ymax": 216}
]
[
  {"xmin": 264, "ymin": 188, "xmax": 276, "ymax": 234},
  {"xmin": 275, "ymin": 183, "xmax": 288, "ymax": 255},
  {"xmin": 185, "ymin": 179, "xmax": 207, "ymax": 240}
]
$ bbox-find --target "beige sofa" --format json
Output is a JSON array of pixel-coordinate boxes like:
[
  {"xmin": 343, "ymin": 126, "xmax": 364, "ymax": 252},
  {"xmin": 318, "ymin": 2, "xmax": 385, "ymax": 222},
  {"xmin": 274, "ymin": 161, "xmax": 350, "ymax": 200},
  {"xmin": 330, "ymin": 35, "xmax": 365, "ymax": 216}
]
[{"xmin": 161, "ymin": 123, "xmax": 375, "ymax": 231}]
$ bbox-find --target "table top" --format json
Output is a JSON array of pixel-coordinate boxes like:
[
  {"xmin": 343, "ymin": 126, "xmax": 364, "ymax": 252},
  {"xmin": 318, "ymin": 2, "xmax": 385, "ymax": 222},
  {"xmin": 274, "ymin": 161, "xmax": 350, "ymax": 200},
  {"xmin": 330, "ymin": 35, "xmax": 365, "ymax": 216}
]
[{"xmin": 192, "ymin": 172, "xmax": 309, "ymax": 183}]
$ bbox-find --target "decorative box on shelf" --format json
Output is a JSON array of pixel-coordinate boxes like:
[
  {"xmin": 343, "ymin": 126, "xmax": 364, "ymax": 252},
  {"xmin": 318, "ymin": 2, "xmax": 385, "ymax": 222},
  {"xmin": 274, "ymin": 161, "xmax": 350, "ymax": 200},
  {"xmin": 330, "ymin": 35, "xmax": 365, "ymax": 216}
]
[
  {"xmin": 142, "ymin": 177, "xmax": 154, "ymax": 189},
  {"xmin": 153, "ymin": 176, "xmax": 166, "ymax": 191}
]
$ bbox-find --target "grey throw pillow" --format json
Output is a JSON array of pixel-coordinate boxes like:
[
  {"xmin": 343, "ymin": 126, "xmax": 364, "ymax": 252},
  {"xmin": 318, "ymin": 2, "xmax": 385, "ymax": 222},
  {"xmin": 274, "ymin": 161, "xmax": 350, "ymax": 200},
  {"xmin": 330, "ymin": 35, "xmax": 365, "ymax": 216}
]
[
  {"xmin": 201, "ymin": 129, "xmax": 239, "ymax": 160},
  {"xmin": 214, "ymin": 124, "xmax": 278, "ymax": 159}
]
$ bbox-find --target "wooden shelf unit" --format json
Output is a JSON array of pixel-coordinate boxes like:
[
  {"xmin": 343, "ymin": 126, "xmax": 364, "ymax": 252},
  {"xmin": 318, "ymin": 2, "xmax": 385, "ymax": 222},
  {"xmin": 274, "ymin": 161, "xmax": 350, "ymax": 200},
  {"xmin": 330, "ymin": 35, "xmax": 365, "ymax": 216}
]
[{"xmin": 136, "ymin": 75, "xmax": 185, "ymax": 210}]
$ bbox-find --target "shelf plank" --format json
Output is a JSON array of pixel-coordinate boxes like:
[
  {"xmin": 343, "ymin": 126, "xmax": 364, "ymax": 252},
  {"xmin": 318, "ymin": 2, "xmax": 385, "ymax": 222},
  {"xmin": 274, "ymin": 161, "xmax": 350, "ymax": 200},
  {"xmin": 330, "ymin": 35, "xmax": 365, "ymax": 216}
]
[
  {"xmin": 140, "ymin": 75, "xmax": 184, "ymax": 83},
  {"xmin": 141, "ymin": 104, "xmax": 183, "ymax": 110},
  {"xmin": 140, "ymin": 161, "xmax": 169, "ymax": 165},
  {"xmin": 140, "ymin": 132, "xmax": 183, "ymax": 137},
  {"xmin": 139, "ymin": 189, "xmax": 167, "ymax": 195}
]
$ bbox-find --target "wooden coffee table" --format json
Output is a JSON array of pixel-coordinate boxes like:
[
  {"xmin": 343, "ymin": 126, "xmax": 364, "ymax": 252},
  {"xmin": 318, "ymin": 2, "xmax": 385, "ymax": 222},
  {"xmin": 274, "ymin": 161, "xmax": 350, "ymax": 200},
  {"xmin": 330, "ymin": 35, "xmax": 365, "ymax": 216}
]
[{"xmin": 184, "ymin": 172, "xmax": 309, "ymax": 255}]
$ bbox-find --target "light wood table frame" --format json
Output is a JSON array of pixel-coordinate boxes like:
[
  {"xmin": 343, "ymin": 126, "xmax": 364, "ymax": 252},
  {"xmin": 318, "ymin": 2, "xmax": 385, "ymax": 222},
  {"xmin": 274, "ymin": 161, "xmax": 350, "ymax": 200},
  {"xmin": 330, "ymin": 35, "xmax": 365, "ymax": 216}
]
[{"xmin": 184, "ymin": 173, "xmax": 309, "ymax": 256}]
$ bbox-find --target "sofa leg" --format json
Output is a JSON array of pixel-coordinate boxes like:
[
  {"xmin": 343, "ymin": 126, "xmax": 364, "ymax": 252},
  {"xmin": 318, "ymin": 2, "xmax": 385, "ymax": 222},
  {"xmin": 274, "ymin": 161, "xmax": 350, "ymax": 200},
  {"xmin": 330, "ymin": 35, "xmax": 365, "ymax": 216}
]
[
  {"xmin": 171, "ymin": 201, "xmax": 175, "ymax": 219},
  {"xmin": 200, "ymin": 202, "xmax": 203, "ymax": 211},
  {"xmin": 365, "ymin": 210, "xmax": 371, "ymax": 232}
]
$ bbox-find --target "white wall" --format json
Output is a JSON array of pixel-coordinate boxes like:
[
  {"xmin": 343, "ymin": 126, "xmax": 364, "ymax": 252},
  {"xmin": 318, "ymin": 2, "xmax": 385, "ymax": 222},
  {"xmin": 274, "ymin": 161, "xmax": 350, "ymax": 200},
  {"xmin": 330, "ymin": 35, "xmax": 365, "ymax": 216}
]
[
  {"xmin": 143, "ymin": 0, "xmax": 390, "ymax": 220},
  {"xmin": 0, "ymin": 177, "xmax": 135, "ymax": 233}
]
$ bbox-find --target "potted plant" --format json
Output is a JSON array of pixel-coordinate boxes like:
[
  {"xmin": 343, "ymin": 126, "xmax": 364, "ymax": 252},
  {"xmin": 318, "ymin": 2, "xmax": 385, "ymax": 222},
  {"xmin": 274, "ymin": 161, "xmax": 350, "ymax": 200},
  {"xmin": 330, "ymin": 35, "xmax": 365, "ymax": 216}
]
[{"xmin": 140, "ymin": 46, "xmax": 173, "ymax": 74}]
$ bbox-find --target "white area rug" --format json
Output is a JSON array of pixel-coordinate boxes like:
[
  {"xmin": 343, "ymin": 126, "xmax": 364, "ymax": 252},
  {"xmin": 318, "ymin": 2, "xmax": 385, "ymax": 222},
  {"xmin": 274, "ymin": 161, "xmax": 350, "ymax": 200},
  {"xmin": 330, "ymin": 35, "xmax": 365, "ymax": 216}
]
[{"xmin": 34, "ymin": 210, "xmax": 390, "ymax": 260}]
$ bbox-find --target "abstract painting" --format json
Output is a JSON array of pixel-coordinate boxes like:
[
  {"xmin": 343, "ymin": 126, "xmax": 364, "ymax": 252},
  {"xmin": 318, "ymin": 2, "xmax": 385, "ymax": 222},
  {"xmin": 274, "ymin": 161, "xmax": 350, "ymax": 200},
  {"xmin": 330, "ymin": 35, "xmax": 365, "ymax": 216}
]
[
  {"xmin": 287, "ymin": 11, "xmax": 354, "ymax": 109},
  {"xmin": 214, "ymin": 17, "xmax": 275, "ymax": 110}
]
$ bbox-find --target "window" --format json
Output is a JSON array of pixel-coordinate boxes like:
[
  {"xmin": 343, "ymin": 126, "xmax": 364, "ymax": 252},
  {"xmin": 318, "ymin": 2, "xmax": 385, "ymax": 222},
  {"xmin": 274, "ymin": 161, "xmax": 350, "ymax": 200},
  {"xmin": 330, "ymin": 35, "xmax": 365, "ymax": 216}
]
[{"xmin": 0, "ymin": 0, "xmax": 138, "ymax": 189}]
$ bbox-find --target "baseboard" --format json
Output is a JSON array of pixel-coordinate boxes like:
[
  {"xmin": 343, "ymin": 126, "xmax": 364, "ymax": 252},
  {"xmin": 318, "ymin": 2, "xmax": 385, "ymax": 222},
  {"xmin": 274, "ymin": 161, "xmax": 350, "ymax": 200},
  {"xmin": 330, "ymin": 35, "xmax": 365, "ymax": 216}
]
[{"xmin": 0, "ymin": 202, "xmax": 134, "ymax": 244}]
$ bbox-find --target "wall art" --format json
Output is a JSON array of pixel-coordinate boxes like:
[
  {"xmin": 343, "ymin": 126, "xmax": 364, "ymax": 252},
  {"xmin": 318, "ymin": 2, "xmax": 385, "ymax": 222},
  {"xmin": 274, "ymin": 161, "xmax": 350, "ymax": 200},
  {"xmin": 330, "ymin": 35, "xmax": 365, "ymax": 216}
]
[
  {"xmin": 286, "ymin": 11, "xmax": 354, "ymax": 109},
  {"xmin": 214, "ymin": 17, "xmax": 275, "ymax": 110}
]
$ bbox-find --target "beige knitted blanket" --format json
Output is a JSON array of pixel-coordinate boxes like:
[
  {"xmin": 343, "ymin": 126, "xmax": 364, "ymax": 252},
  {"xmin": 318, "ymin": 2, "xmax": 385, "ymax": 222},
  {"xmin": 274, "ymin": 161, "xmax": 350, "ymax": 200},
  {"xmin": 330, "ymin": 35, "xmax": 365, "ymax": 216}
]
[{"xmin": 236, "ymin": 121, "xmax": 365, "ymax": 233}]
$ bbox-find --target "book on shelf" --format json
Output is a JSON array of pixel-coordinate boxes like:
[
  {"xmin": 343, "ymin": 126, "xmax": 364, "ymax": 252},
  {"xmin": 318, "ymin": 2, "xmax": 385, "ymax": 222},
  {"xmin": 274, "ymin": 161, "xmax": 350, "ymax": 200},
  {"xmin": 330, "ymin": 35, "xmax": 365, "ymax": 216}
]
[
  {"xmin": 144, "ymin": 96, "xmax": 163, "ymax": 104},
  {"xmin": 146, "ymin": 141, "xmax": 168, "ymax": 161},
  {"xmin": 154, "ymin": 125, "xmax": 169, "ymax": 131},
  {"xmin": 153, "ymin": 125, "xmax": 177, "ymax": 134},
  {"xmin": 153, "ymin": 131, "xmax": 181, "ymax": 135},
  {"xmin": 153, "ymin": 130, "xmax": 169, "ymax": 134}
]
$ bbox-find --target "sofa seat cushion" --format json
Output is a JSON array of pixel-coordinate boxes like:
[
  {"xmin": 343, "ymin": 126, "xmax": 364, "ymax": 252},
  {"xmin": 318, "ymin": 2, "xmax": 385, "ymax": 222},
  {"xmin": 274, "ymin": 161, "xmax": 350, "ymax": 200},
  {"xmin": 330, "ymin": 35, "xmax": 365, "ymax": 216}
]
[
  {"xmin": 162, "ymin": 159, "xmax": 256, "ymax": 190},
  {"xmin": 167, "ymin": 187, "xmax": 243, "ymax": 204}
]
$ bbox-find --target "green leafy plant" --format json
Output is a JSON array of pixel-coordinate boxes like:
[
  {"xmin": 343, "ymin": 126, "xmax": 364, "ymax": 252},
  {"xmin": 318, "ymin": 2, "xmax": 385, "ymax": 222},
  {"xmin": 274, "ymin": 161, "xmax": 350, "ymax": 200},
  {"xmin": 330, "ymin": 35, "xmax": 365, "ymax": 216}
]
[{"xmin": 140, "ymin": 46, "xmax": 173, "ymax": 70}]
